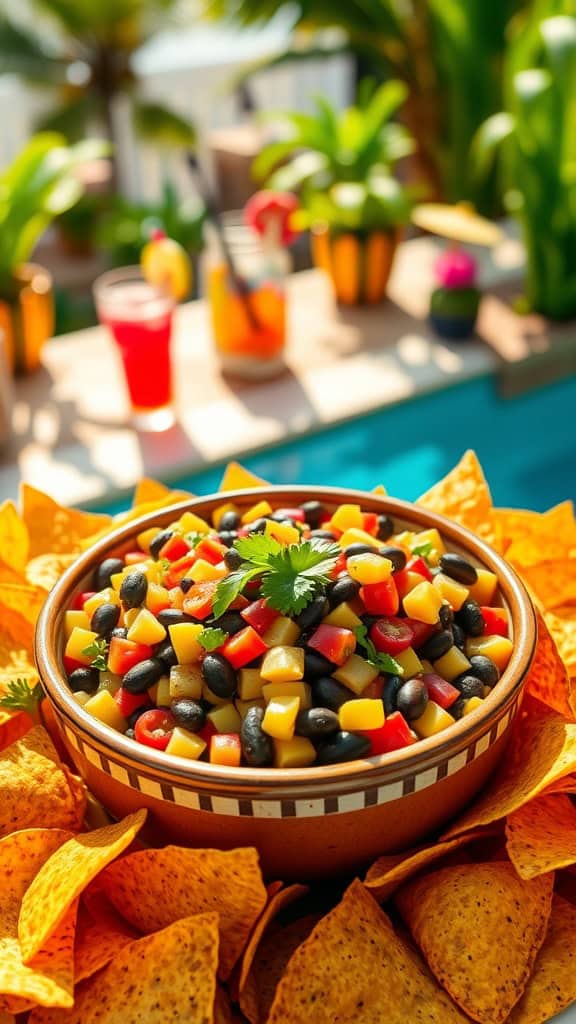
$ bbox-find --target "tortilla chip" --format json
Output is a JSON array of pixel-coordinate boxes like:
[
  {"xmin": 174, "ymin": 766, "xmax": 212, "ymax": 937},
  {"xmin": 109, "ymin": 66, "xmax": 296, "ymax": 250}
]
[
  {"xmin": 0, "ymin": 829, "xmax": 76, "ymax": 1009},
  {"xmin": 505, "ymin": 793, "xmax": 576, "ymax": 879},
  {"xmin": 525, "ymin": 609, "xmax": 576, "ymax": 719},
  {"xmin": 240, "ymin": 913, "xmax": 322, "ymax": 1024},
  {"xmin": 0, "ymin": 727, "xmax": 85, "ymax": 838},
  {"xmin": 28, "ymin": 913, "xmax": 219, "ymax": 1024},
  {"xmin": 0, "ymin": 583, "xmax": 48, "ymax": 628},
  {"xmin": 214, "ymin": 984, "xmax": 244, "ymax": 1024},
  {"xmin": 26, "ymin": 554, "xmax": 77, "ymax": 593},
  {"xmin": 219, "ymin": 462, "xmax": 269, "ymax": 491},
  {"xmin": 0, "ymin": 1012, "xmax": 15, "ymax": 1023},
  {"xmin": 417, "ymin": 450, "xmax": 501, "ymax": 551},
  {"xmin": 542, "ymin": 773, "xmax": 576, "ymax": 795},
  {"xmin": 507, "ymin": 895, "xmax": 576, "ymax": 1024},
  {"xmin": 497, "ymin": 502, "xmax": 576, "ymax": 565},
  {"xmin": 543, "ymin": 607, "xmax": 576, "ymax": 679},
  {"xmin": 266, "ymin": 879, "xmax": 470, "ymax": 1024},
  {"xmin": 0, "ymin": 605, "xmax": 38, "ymax": 690},
  {"xmin": 100, "ymin": 846, "xmax": 266, "ymax": 979},
  {"xmin": 364, "ymin": 828, "xmax": 496, "ymax": 902},
  {"xmin": 21, "ymin": 485, "xmax": 111, "ymax": 559},
  {"xmin": 395, "ymin": 862, "xmax": 553, "ymax": 1024},
  {"xmin": 0, "ymin": 501, "xmax": 29, "ymax": 572},
  {"xmin": 442, "ymin": 696, "xmax": 576, "ymax": 839},
  {"xmin": 522, "ymin": 561, "xmax": 576, "ymax": 613},
  {"xmin": 132, "ymin": 478, "xmax": 191, "ymax": 506},
  {"xmin": 19, "ymin": 809, "xmax": 147, "ymax": 962},
  {"xmin": 238, "ymin": 884, "xmax": 308, "ymax": 993},
  {"xmin": 74, "ymin": 897, "xmax": 139, "ymax": 983}
]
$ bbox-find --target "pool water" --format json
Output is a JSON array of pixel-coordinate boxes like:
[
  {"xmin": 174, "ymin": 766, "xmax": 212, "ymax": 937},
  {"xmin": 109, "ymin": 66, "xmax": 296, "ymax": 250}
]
[{"xmin": 102, "ymin": 374, "xmax": 576, "ymax": 514}]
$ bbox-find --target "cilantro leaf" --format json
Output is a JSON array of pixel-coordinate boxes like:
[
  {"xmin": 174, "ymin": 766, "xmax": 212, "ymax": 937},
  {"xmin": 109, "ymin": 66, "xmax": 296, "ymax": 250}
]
[
  {"xmin": 82, "ymin": 638, "xmax": 108, "ymax": 672},
  {"xmin": 261, "ymin": 572, "xmax": 317, "ymax": 617},
  {"xmin": 212, "ymin": 567, "xmax": 260, "ymax": 619},
  {"xmin": 411, "ymin": 541, "xmax": 433, "ymax": 558},
  {"xmin": 198, "ymin": 627, "xmax": 228, "ymax": 651},
  {"xmin": 234, "ymin": 533, "xmax": 282, "ymax": 565},
  {"xmin": 354, "ymin": 625, "xmax": 403, "ymax": 676},
  {"xmin": 0, "ymin": 678, "xmax": 44, "ymax": 716},
  {"xmin": 184, "ymin": 532, "xmax": 204, "ymax": 548}
]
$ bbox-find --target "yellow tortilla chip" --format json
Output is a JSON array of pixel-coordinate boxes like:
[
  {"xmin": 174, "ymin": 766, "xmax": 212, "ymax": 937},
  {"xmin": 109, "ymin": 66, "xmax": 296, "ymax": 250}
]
[
  {"xmin": 506, "ymin": 793, "xmax": 576, "ymax": 879},
  {"xmin": 26, "ymin": 554, "xmax": 77, "ymax": 593},
  {"xmin": 417, "ymin": 450, "xmax": 501, "ymax": 550},
  {"xmin": 214, "ymin": 984, "xmax": 244, "ymax": 1024},
  {"xmin": 0, "ymin": 829, "xmax": 76, "ymax": 1009},
  {"xmin": 267, "ymin": 879, "xmax": 470, "ymax": 1024},
  {"xmin": 238, "ymin": 884, "xmax": 308, "ymax": 993},
  {"xmin": 0, "ymin": 726, "xmax": 85, "ymax": 838},
  {"xmin": 522, "ymin": 561, "xmax": 576, "ymax": 613},
  {"xmin": 19, "ymin": 809, "xmax": 147, "ymax": 962},
  {"xmin": 0, "ymin": 605, "xmax": 38, "ymax": 689},
  {"xmin": 507, "ymin": 895, "xmax": 576, "ymax": 1024},
  {"xmin": 240, "ymin": 913, "xmax": 322, "ymax": 1024},
  {"xmin": 0, "ymin": 583, "xmax": 48, "ymax": 627},
  {"xmin": 395, "ymin": 862, "xmax": 554, "ymax": 1024},
  {"xmin": 525, "ymin": 609, "xmax": 576, "ymax": 719},
  {"xmin": 28, "ymin": 913, "xmax": 219, "ymax": 1024},
  {"xmin": 0, "ymin": 1012, "xmax": 15, "ymax": 1023},
  {"xmin": 21, "ymin": 484, "xmax": 111, "ymax": 559},
  {"xmin": 543, "ymin": 607, "xmax": 576, "ymax": 679},
  {"xmin": 496, "ymin": 502, "xmax": 576, "ymax": 564},
  {"xmin": 443, "ymin": 696, "xmax": 576, "ymax": 839},
  {"xmin": 100, "ymin": 846, "xmax": 266, "ymax": 979},
  {"xmin": 132, "ymin": 477, "xmax": 191, "ymax": 506},
  {"xmin": 74, "ymin": 898, "xmax": 139, "ymax": 983},
  {"xmin": 0, "ymin": 500, "xmax": 29, "ymax": 572},
  {"xmin": 219, "ymin": 462, "xmax": 269, "ymax": 491}
]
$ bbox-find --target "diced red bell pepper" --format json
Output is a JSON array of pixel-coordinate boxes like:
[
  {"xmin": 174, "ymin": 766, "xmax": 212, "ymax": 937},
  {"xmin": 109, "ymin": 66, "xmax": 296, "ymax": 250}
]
[
  {"xmin": 210, "ymin": 733, "xmax": 242, "ymax": 767},
  {"xmin": 182, "ymin": 581, "xmax": 219, "ymax": 621},
  {"xmin": 360, "ymin": 578, "xmax": 399, "ymax": 616},
  {"xmin": 163, "ymin": 553, "xmax": 198, "ymax": 589},
  {"xmin": 221, "ymin": 626, "xmax": 268, "ymax": 669},
  {"xmin": 330, "ymin": 552, "xmax": 348, "ymax": 579},
  {"xmin": 197, "ymin": 719, "xmax": 218, "ymax": 746},
  {"xmin": 308, "ymin": 625, "xmax": 356, "ymax": 666},
  {"xmin": 108, "ymin": 637, "xmax": 153, "ymax": 677},
  {"xmin": 392, "ymin": 568, "xmax": 409, "ymax": 599},
  {"xmin": 124, "ymin": 551, "xmax": 146, "ymax": 566},
  {"xmin": 359, "ymin": 712, "xmax": 415, "ymax": 755},
  {"xmin": 407, "ymin": 556, "xmax": 433, "ymax": 581},
  {"xmin": 370, "ymin": 617, "xmax": 415, "ymax": 656},
  {"xmin": 241, "ymin": 598, "xmax": 280, "ymax": 635},
  {"xmin": 480, "ymin": 606, "xmax": 508, "ymax": 637},
  {"xmin": 404, "ymin": 617, "xmax": 435, "ymax": 649},
  {"xmin": 63, "ymin": 654, "xmax": 87, "ymax": 675},
  {"xmin": 134, "ymin": 708, "xmax": 176, "ymax": 751},
  {"xmin": 72, "ymin": 591, "xmax": 96, "ymax": 610},
  {"xmin": 362, "ymin": 512, "xmax": 379, "ymax": 536},
  {"xmin": 195, "ymin": 537, "xmax": 229, "ymax": 565},
  {"xmin": 422, "ymin": 673, "xmax": 460, "ymax": 709},
  {"xmin": 158, "ymin": 533, "xmax": 190, "ymax": 562},
  {"xmin": 230, "ymin": 594, "xmax": 250, "ymax": 611},
  {"xmin": 114, "ymin": 687, "xmax": 151, "ymax": 719},
  {"xmin": 273, "ymin": 507, "xmax": 306, "ymax": 523}
]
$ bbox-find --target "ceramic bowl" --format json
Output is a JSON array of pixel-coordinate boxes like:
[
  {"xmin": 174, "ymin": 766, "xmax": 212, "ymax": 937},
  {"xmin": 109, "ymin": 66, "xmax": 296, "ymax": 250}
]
[{"xmin": 36, "ymin": 487, "xmax": 536, "ymax": 880}]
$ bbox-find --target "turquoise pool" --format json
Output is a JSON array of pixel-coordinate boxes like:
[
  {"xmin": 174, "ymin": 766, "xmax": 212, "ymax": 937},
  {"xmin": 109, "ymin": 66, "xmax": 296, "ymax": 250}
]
[{"xmin": 100, "ymin": 374, "xmax": 576, "ymax": 515}]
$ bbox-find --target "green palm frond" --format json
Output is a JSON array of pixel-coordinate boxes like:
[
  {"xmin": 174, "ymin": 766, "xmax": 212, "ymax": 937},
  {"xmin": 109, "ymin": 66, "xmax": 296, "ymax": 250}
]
[
  {"xmin": 133, "ymin": 101, "xmax": 197, "ymax": 147},
  {"xmin": 0, "ymin": 18, "xmax": 67, "ymax": 83}
]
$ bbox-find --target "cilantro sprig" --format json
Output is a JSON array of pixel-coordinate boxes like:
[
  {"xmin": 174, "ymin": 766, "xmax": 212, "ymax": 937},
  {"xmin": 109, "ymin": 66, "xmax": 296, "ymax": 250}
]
[
  {"xmin": 0, "ymin": 678, "xmax": 44, "ymax": 717},
  {"xmin": 198, "ymin": 627, "xmax": 228, "ymax": 651},
  {"xmin": 354, "ymin": 625, "xmax": 403, "ymax": 676},
  {"xmin": 82, "ymin": 638, "xmax": 108, "ymax": 672},
  {"xmin": 411, "ymin": 540, "xmax": 433, "ymax": 559},
  {"xmin": 213, "ymin": 534, "xmax": 341, "ymax": 618}
]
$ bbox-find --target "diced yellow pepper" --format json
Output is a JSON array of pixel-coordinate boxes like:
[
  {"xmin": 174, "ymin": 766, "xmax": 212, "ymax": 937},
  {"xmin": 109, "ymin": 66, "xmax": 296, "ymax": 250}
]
[
  {"xmin": 155, "ymin": 676, "xmax": 171, "ymax": 707},
  {"xmin": 402, "ymin": 571, "xmax": 428, "ymax": 594},
  {"xmin": 274, "ymin": 736, "xmax": 316, "ymax": 769},
  {"xmin": 83, "ymin": 589, "xmax": 119, "ymax": 618},
  {"xmin": 65, "ymin": 627, "xmax": 99, "ymax": 666},
  {"xmin": 265, "ymin": 519, "xmax": 301, "ymax": 545},
  {"xmin": 165, "ymin": 727, "xmax": 207, "ymax": 760},
  {"xmin": 330, "ymin": 503, "xmax": 364, "ymax": 532},
  {"xmin": 212, "ymin": 502, "xmax": 238, "ymax": 530},
  {"xmin": 64, "ymin": 610, "xmax": 90, "ymax": 638},
  {"xmin": 97, "ymin": 671, "xmax": 122, "ymax": 695},
  {"xmin": 127, "ymin": 607, "xmax": 167, "ymax": 646},
  {"xmin": 261, "ymin": 645, "xmax": 305, "ymax": 683},
  {"xmin": 123, "ymin": 608, "xmax": 140, "ymax": 630},
  {"xmin": 84, "ymin": 689, "xmax": 126, "ymax": 732},
  {"xmin": 465, "ymin": 635, "xmax": 513, "ymax": 672},
  {"xmin": 238, "ymin": 668, "xmax": 265, "ymax": 701},
  {"xmin": 409, "ymin": 529, "xmax": 446, "ymax": 562},
  {"xmin": 393, "ymin": 646, "xmax": 423, "ymax": 679},
  {"xmin": 262, "ymin": 681, "xmax": 311, "ymax": 709},
  {"xmin": 462, "ymin": 696, "xmax": 484, "ymax": 716},
  {"xmin": 262, "ymin": 616, "xmax": 301, "ymax": 647},
  {"xmin": 241, "ymin": 500, "xmax": 273, "ymax": 525},
  {"xmin": 338, "ymin": 528, "xmax": 380, "ymax": 550},
  {"xmin": 202, "ymin": 681, "xmax": 229, "ymax": 707},
  {"xmin": 73, "ymin": 691, "xmax": 92, "ymax": 707},
  {"xmin": 136, "ymin": 526, "xmax": 159, "ymax": 554},
  {"xmin": 432, "ymin": 573, "xmax": 470, "ymax": 612},
  {"xmin": 339, "ymin": 698, "xmax": 385, "ymax": 731},
  {"xmin": 412, "ymin": 700, "xmax": 455, "ymax": 738},
  {"xmin": 169, "ymin": 664, "xmax": 203, "ymax": 701},
  {"xmin": 207, "ymin": 702, "xmax": 243, "ymax": 734},
  {"xmin": 145, "ymin": 582, "xmax": 171, "ymax": 616},
  {"xmin": 394, "ymin": 530, "xmax": 414, "ymax": 548},
  {"xmin": 178, "ymin": 511, "xmax": 210, "ymax": 534},
  {"xmin": 235, "ymin": 698, "xmax": 266, "ymax": 719},
  {"xmin": 333, "ymin": 654, "xmax": 379, "ymax": 695},
  {"xmin": 168, "ymin": 622, "xmax": 204, "ymax": 664},
  {"xmin": 189, "ymin": 558, "xmax": 227, "ymax": 584},
  {"xmin": 402, "ymin": 581, "xmax": 444, "ymax": 625},
  {"xmin": 261, "ymin": 696, "xmax": 300, "ymax": 740},
  {"xmin": 322, "ymin": 602, "xmax": 363, "ymax": 631},
  {"xmin": 433, "ymin": 646, "xmax": 471, "ymax": 682},
  {"xmin": 467, "ymin": 568, "xmax": 498, "ymax": 606},
  {"xmin": 347, "ymin": 553, "xmax": 392, "ymax": 585},
  {"xmin": 110, "ymin": 572, "xmax": 124, "ymax": 592}
]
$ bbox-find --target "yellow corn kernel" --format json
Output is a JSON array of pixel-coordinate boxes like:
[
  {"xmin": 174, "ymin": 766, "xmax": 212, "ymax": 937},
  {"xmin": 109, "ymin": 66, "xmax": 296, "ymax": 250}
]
[
  {"xmin": 330, "ymin": 503, "xmax": 364, "ymax": 532},
  {"xmin": 97, "ymin": 671, "xmax": 122, "ymax": 695},
  {"xmin": 339, "ymin": 698, "xmax": 385, "ymax": 732},
  {"xmin": 467, "ymin": 568, "xmax": 498, "ymax": 606},
  {"xmin": 235, "ymin": 698, "xmax": 266, "ymax": 719},
  {"xmin": 393, "ymin": 646, "xmax": 423, "ymax": 679},
  {"xmin": 338, "ymin": 528, "xmax": 380, "ymax": 550},
  {"xmin": 261, "ymin": 645, "xmax": 305, "ymax": 683},
  {"xmin": 402, "ymin": 581, "xmax": 444, "ymax": 625},
  {"xmin": 110, "ymin": 572, "xmax": 124, "ymax": 592},
  {"xmin": 241, "ymin": 500, "xmax": 273, "ymax": 525},
  {"xmin": 136, "ymin": 526, "xmax": 160, "ymax": 554},
  {"xmin": 64, "ymin": 610, "xmax": 90, "ymax": 638},
  {"xmin": 238, "ymin": 668, "xmax": 264, "ymax": 701},
  {"xmin": 165, "ymin": 727, "xmax": 207, "ymax": 760},
  {"xmin": 465, "ymin": 635, "xmax": 513, "ymax": 672},
  {"xmin": 433, "ymin": 645, "xmax": 471, "ymax": 682},
  {"xmin": 189, "ymin": 558, "xmax": 227, "ymax": 584},
  {"xmin": 207, "ymin": 702, "xmax": 242, "ymax": 734},
  {"xmin": 262, "ymin": 681, "xmax": 311, "ymax": 709},
  {"xmin": 178, "ymin": 511, "xmax": 210, "ymax": 534},
  {"xmin": 64, "ymin": 627, "xmax": 99, "ymax": 666},
  {"xmin": 212, "ymin": 502, "xmax": 238, "ymax": 530},
  {"xmin": 262, "ymin": 616, "xmax": 301, "ymax": 647},
  {"xmin": 127, "ymin": 607, "xmax": 166, "ymax": 646},
  {"xmin": 322, "ymin": 602, "xmax": 363, "ymax": 631},
  {"xmin": 265, "ymin": 518, "xmax": 301, "ymax": 545},
  {"xmin": 261, "ymin": 696, "xmax": 300, "ymax": 741},
  {"xmin": 154, "ymin": 676, "xmax": 171, "ymax": 707},
  {"xmin": 168, "ymin": 622, "xmax": 204, "ymax": 664},
  {"xmin": 83, "ymin": 589, "xmax": 119, "ymax": 618},
  {"xmin": 462, "ymin": 696, "xmax": 484, "ymax": 716},
  {"xmin": 333, "ymin": 654, "xmax": 379, "ymax": 695},
  {"xmin": 84, "ymin": 690, "xmax": 126, "ymax": 732},
  {"xmin": 347, "ymin": 553, "xmax": 392, "ymax": 585},
  {"xmin": 169, "ymin": 664, "xmax": 203, "ymax": 701},
  {"xmin": 433, "ymin": 573, "xmax": 470, "ymax": 612},
  {"xmin": 412, "ymin": 700, "xmax": 455, "ymax": 738},
  {"xmin": 274, "ymin": 736, "xmax": 316, "ymax": 769}
]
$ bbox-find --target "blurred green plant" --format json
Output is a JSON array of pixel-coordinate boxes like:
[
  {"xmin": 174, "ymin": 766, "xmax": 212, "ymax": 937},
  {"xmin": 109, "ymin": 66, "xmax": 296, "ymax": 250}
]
[
  {"xmin": 0, "ymin": 0, "xmax": 196, "ymax": 188},
  {"xmin": 0, "ymin": 132, "xmax": 109, "ymax": 299},
  {"xmin": 473, "ymin": 7, "xmax": 576, "ymax": 319},
  {"xmin": 204, "ymin": 0, "xmax": 524, "ymax": 212},
  {"xmin": 255, "ymin": 81, "xmax": 416, "ymax": 232}
]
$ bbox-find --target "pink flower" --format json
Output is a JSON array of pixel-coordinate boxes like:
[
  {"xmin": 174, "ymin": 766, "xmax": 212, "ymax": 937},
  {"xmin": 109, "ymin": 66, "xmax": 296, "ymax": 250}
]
[{"xmin": 434, "ymin": 248, "xmax": 477, "ymax": 289}]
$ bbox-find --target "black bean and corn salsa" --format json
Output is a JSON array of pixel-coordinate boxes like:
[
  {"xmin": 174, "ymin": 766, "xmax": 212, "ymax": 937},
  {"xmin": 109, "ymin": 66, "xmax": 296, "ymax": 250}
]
[{"xmin": 63, "ymin": 499, "xmax": 513, "ymax": 769}]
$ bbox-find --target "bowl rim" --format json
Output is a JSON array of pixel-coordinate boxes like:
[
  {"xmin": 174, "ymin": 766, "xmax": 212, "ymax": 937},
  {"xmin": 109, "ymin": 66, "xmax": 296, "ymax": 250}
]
[{"xmin": 36, "ymin": 485, "xmax": 537, "ymax": 795}]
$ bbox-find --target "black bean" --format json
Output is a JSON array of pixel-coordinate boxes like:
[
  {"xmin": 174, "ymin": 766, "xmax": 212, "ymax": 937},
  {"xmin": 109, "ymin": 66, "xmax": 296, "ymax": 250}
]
[
  {"xmin": 246, "ymin": 518, "xmax": 268, "ymax": 534},
  {"xmin": 270, "ymin": 510, "xmax": 296, "ymax": 524},
  {"xmin": 451, "ymin": 698, "xmax": 466, "ymax": 720},
  {"xmin": 180, "ymin": 577, "xmax": 194, "ymax": 593},
  {"xmin": 110, "ymin": 626, "xmax": 128, "ymax": 640},
  {"xmin": 122, "ymin": 658, "xmax": 165, "ymax": 694},
  {"xmin": 93, "ymin": 557, "xmax": 124, "ymax": 591},
  {"xmin": 456, "ymin": 599, "xmax": 485, "ymax": 637},
  {"xmin": 310, "ymin": 529, "xmax": 337, "ymax": 540},
  {"xmin": 295, "ymin": 596, "xmax": 329, "ymax": 631},
  {"xmin": 304, "ymin": 651, "xmax": 334, "ymax": 680},
  {"xmin": 397, "ymin": 679, "xmax": 429, "ymax": 722},
  {"xmin": 469, "ymin": 655, "xmax": 500, "ymax": 688},
  {"xmin": 241, "ymin": 706, "xmax": 273, "ymax": 766},
  {"xmin": 224, "ymin": 548, "xmax": 243, "ymax": 572},
  {"xmin": 218, "ymin": 531, "xmax": 237, "ymax": 548},
  {"xmin": 68, "ymin": 667, "xmax": 99, "ymax": 694},
  {"xmin": 439, "ymin": 553, "xmax": 478, "ymax": 586},
  {"xmin": 90, "ymin": 603, "xmax": 120, "ymax": 637},
  {"xmin": 219, "ymin": 510, "xmax": 241, "ymax": 531},
  {"xmin": 417, "ymin": 629, "xmax": 453, "ymax": 661},
  {"xmin": 155, "ymin": 641, "xmax": 178, "ymax": 669},
  {"xmin": 157, "ymin": 609, "xmax": 194, "ymax": 628},
  {"xmin": 378, "ymin": 546, "xmax": 407, "ymax": 572},
  {"xmin": 382, "ymin": 675, "xmax": 404, "ymax": 716},
  {"xmin": 327, "ymin": 575, "xmax": 360, "ymax": 609},
  {"xmin": 120, "ymin": 571, "xmax": 148, "ymax": 609},
  {"xmin": 344, "ymin": 543, "xmax": 377, "ymax": 557},
  {"xmin": 439, "ymin": 603, "xmax": 454, "ymax": 629},
  {"xmin": 149, "ymin": 529, "xmax": 174, "ymax": 560},
  {"xmin": 313, "ymin": 676, "xmax": 353, "ymax": 711},
  {"xmin": 201, "ymin": 653, "xmax": 237, "ymax": 699},
  {"xmin": 452, "ymin": 675, "xmax": 485, "ymax": 700},
  {"xmin": 300, "ymin": 500, "xmax": 324, "ymax": 530},
  {"xmin": 171, "ymin": 699, "xmax": 206, "ymax": 732},
  {"xmin": 315, "ymin": 731, "xmax": 372, "ymax": 765},
  {"xmin": 127, "ymin": 703, "xmax": 155, "ymax": 729},
  {"xmin": 295, "ymin": 707, "xmax": 340, "ymax": 738},
  {"xmin": 452, "ymin": 623, "xmax": 466, "ymax": 650},
  {"xmin": 210, "ymin": 611, "xmax": 245, "ymax": 635},
  {"xmin": 376, "ymin": 514, "xmax": 394, "ymax": 541}
]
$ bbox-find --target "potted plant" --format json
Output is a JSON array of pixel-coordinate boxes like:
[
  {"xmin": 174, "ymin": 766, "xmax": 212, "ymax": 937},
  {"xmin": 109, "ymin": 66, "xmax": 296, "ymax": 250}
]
[
  {"xmin": 0, "ymin": 133, "xmax": 109, "ymax": 373},
  {"xmin": 254, "ymin": 81, "xmax": 416, "ymax": 304}
]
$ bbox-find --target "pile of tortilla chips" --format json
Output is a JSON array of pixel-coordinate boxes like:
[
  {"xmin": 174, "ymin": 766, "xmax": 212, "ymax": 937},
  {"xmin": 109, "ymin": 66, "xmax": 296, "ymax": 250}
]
[{"xmin": 1, "ymin": 453, "xmax": 576, "ymax": 1023}]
